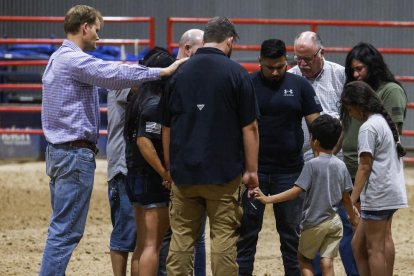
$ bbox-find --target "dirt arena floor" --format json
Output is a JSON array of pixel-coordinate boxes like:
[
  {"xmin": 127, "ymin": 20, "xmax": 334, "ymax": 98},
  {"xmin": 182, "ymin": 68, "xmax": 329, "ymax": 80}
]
[{"xmin": 0, "ymin": 159, "xmax": 413, "ymax": 276}]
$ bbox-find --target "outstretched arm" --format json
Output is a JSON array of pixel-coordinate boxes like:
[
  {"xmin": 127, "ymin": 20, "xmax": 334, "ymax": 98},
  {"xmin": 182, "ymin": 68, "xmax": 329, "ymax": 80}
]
[
  {"xmin": 160, "ymin": 58, "xmax": 189, "ymax": 76},
  {"xmin": 253, "ymin": 186, "xmax": 303, "ymax": 204}
]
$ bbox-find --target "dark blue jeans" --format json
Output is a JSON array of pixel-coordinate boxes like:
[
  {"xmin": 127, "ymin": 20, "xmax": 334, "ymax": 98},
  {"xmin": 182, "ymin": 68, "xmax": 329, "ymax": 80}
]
[
  {"xmin": 237, "ymin": 172, "xmax": 304, "ymax": 276},
  {"xmin": 311, "ymin": 202, "xmax": 359, "ymax": 276}
]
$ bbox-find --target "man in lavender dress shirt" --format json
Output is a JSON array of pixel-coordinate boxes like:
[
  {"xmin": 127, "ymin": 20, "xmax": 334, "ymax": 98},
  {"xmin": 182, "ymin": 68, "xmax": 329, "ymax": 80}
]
[{"xmin": 39, "ymin": 5, "xmax": 186, "ymax": 276}]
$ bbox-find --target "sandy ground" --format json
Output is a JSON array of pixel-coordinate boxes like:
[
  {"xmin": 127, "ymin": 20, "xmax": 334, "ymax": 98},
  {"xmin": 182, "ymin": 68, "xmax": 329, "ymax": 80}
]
[{"xmin": 0, "ymin": 159, "xmax": 413, "ymax": 276}]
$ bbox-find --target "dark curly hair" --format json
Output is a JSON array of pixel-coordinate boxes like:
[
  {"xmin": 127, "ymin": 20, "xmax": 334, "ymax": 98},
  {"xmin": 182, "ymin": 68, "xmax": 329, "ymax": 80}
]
[
  {"xmin": 340, "ymin": 81, "xmax": 406, "ymax": 157},
  {"xmin": 344, "ymin": 42, "xmax": 405, "ymax": 93}
]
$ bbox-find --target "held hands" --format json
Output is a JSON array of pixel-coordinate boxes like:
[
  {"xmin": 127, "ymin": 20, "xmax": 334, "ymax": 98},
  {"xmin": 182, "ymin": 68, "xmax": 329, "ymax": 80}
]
[
  {"xmin": 160, "ymin": 57, "xmax": 189, "ymax": 76},
  {"xmin": 162, "ymin": 170, "xmax": 173, "ymax": 190},
  {"xmin": 348, "ymin": 205, "xmax": 360, "ymax": 234},
  {"xmin": 242, "ymin": 171, "xmax": 259, "ymax": 198},
  {"xmin": 252, "ymin": 187, "xmax": 270, "ymax": 204}
]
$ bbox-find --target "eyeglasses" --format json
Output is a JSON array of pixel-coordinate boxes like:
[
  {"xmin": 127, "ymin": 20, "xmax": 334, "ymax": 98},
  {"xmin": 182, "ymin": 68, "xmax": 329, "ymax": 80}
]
[{"xmin": 294, "ymin": 48, "xmax": 321, "ymax": 62}]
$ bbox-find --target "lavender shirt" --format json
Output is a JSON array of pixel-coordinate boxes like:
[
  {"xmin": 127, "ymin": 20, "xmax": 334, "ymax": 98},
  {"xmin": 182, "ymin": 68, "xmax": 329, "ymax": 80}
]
[{"xmin": 42, "ymin": 40, "xmax": 160, "ymax": 144}]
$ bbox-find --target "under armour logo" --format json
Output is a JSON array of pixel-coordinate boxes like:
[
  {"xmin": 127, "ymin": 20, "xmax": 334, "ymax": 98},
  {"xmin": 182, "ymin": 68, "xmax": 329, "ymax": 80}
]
[
  {"xmin": 284, "ymin": 89, "xmax": 294, "ymax": 96},
  {"xmin": 197, "ymin": 104, "xmax": 205, "ymax": 111}
]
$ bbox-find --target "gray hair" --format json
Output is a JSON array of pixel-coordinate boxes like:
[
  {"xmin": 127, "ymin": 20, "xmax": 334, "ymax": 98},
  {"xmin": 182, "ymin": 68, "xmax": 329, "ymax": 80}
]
[{"xmin": 294, "ymin": 32, "xmax": 323, "ymax": 49}]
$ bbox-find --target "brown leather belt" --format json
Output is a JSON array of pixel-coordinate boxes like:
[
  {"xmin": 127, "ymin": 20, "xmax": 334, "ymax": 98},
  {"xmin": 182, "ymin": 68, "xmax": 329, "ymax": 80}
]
[{"xmin": 62, "ymin": 140, "xmax": 99, "ymax": 154}]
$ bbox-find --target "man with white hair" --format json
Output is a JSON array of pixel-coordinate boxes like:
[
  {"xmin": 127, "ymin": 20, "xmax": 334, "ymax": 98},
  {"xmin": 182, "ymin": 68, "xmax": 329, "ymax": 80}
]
[
  {"xmin": 288, "ymin": 31, "xmax": 359, "ymax": 276},
  {"xmin": 177, "ymin": 29, "xmax": 204, "ymax": 59}
]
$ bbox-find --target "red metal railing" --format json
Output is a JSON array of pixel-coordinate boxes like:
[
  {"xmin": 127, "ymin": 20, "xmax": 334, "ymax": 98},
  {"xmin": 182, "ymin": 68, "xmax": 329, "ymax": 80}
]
[
  {"xmin": 167, "ymin": 18, "xmax": 414, "ymax": 55},
  {"xmin": 166, "ymin": 17, "xmax": 414, "ymax": 162},
  {"xmin": 0, "ymin": 16, "xmax": 155, "ymax": 139},
  {"xmin": 0, "ymin": 60, "xmax": 138, "ymax": 67},
  {"xmin": 0, "ymin": 106, "xmax": 108, "ymax": 136},
  {"xmin": 0, "ymin": 16, "xmax": 155, "ymax": 49}
]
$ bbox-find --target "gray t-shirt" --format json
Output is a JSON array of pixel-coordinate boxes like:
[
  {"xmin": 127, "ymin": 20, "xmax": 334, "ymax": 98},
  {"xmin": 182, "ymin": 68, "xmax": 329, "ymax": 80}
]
[
  {"xmin": 106, "ymin": 89, "xmax": 130, "ymax": 181},
  {"xmin": 295, "ymin": 154, "xmax": 353, "ymax": 230},
  {"xmin": 358, "ymin": 114, "xmax": 408, "ymax": 211}
]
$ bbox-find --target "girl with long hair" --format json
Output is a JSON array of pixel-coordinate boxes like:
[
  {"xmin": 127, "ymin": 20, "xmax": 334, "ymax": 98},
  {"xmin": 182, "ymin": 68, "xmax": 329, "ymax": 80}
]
[
  {"xmin": 342, "ymin": 43, "xmax": 407, "ymax": 188},
  {"xmin": 340, "ymin": 81, "xmax": 408, "ymax": 276},
  {"xmin": 124, "ymin": 51, "xmax": 176, "ymax": 276}
]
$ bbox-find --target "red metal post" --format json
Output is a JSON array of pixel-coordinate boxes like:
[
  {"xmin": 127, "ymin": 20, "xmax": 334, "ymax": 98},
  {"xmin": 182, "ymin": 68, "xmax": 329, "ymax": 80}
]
[
  {"xmin": 167, "ymin": 18, "xmax": 173, "ymax": 53},
  {"xmin": 149, "ymin": 17, "xmax": 155, "ymax": 49},
  {"xmin": 311, "ymin": 23, "xmax": 317, "ymax": 33}
]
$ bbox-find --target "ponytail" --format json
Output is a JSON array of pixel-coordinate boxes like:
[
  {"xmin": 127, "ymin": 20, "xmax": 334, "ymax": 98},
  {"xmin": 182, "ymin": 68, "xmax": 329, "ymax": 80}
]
[{"xmin": 378, "ymin": 106, "xmax": 406, "ymax": 157}]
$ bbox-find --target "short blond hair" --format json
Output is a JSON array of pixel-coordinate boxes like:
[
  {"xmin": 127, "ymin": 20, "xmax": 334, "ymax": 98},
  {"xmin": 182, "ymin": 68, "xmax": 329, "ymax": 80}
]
[{"xmin": 64, "ymin": 5, "xmax": 104, "ymax": 35}]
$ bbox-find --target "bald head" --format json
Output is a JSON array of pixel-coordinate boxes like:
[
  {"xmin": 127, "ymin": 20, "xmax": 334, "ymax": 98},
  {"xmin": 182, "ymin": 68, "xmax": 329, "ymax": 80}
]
[
  {"xmin": 293, "ymin": 31, "xmax": 325, "ymax": 78},
  {"xmin": 177, "ymin": 29, "xmax": 204, "ymax": 59}
]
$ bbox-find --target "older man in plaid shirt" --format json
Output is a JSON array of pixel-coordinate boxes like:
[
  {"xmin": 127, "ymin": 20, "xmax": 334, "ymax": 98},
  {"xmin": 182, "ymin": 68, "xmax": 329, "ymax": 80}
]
[
  {"xmin": 39, "ymin": 5, "xmax": 186, "ymax": 276},
  {"xmin": 288, "ymin": 31, "xmax": 359, "ymax": 276}
]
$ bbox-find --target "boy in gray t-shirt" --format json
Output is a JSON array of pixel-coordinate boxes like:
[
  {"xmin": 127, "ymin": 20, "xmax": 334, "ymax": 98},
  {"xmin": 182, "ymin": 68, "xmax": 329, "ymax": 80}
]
[{"xmin": 253, "ymin": 114, "xmax": 358, "ymax": 276}]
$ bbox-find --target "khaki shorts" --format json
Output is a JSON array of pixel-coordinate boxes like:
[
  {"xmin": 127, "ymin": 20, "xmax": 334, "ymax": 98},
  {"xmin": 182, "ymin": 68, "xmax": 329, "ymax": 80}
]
[{"xmin": 298, "ymin": 213, "xmax": 343, "ymax": 259}]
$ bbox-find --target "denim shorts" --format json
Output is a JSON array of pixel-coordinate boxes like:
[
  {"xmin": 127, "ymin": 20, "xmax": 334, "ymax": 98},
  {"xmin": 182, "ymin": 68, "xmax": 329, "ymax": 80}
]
[
  {"xmin": 126, "ymin": 169, "xmax": 170, "ymax": 209},
  {"xmin": 361, "ymin": 209, "xmax": 397, "ymax": 221}
]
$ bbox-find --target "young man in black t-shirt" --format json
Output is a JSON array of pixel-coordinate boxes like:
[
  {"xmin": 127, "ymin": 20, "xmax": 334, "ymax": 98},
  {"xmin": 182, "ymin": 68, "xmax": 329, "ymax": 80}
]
[
  {"xmin": 159, "ymin": 17, "xmax": 260, "ymax": 276},
  {"xmin": 237, "ymin": 39, "xmax": 322, "ymax": 276}
]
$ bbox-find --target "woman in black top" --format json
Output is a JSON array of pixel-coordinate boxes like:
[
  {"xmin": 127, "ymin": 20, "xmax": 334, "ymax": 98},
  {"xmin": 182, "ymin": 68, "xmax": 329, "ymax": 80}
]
[{"xmin": 124, "ymin": 51, "xmax": 175, "ymax": 276}]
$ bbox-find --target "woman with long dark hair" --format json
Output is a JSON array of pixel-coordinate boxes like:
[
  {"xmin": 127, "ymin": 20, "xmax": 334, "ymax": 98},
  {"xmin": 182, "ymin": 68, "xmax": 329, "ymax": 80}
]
[
  {"xmin": 342, "ymin": 42, "xmax": 407, "ymax": 199},
  {"xmin": 340, "ymin": 81, "xmax": 407, "ymax": 276},
  {"xmin": 340, "ymin": 42, "xmax": 407, "ymax": 276},
  {"xmin": 124, "ymin": 51, "xmax": 176, "ymax": 276}
]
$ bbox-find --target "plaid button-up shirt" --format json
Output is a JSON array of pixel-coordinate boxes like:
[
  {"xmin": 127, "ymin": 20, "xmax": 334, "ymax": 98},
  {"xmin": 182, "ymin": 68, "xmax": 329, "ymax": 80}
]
[
  {"xmin": 42, "ymin": 40, "xmax": 160, "ymax": 144},
  {"xmin": 289, "ymin": 59, "xmax": 346, "ymax": 161}
]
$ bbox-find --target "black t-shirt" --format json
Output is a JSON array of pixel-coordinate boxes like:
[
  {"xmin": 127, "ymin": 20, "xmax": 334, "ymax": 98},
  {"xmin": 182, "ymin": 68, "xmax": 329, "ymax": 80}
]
[
  {"xmin": 159, "ymin": 47, "xmax": 260, "ymax": 186},
  {"xmin": 125, "ymin": 95, "xmax": 163, "ymax": 173},
  {"xmin": 251, "ymin": 71, "xmax": 322, "ymax": 173}
]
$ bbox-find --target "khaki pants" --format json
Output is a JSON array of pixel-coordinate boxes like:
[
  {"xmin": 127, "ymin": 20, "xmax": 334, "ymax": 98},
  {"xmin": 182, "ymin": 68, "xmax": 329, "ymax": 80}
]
[{"xmin": 167, "ymin": 175, "xmax": 243, "ymax": 276}]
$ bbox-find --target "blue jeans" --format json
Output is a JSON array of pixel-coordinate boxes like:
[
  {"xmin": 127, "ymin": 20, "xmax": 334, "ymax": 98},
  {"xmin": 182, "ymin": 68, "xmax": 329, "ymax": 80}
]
[
  {"xmin": 39, "ymin": 143, "xmax": 96, "ymax": 276},
  {"xmin": 311, "ymin": 202, "xmax": 359, "ymax": 276},
  {"xmin": 108, "ymin": 173, "xmax": 137, "ymax": 252},
  {"xmin": 157, "ymin": 214, "xmax": 207, "ymax": 276},
  {"xmin": 237, "ymin": 172, "xmax": 303, "ymax": 276}
]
